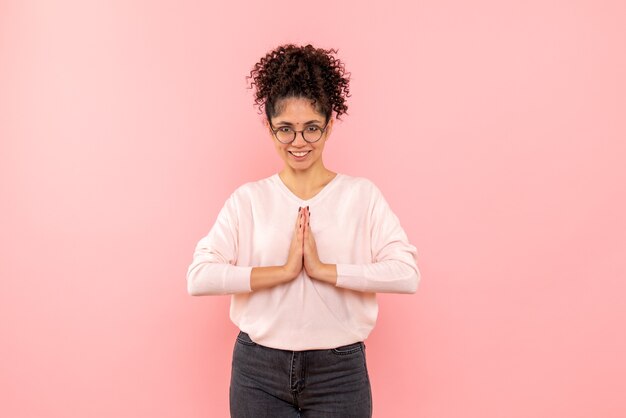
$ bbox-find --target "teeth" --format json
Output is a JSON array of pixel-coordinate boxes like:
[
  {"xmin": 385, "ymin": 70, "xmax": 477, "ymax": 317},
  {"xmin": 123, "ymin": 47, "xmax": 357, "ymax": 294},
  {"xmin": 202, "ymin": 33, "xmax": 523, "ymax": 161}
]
[{"xmin": 291, "ymin": 151, "xmax": 309, "ymax": 157}]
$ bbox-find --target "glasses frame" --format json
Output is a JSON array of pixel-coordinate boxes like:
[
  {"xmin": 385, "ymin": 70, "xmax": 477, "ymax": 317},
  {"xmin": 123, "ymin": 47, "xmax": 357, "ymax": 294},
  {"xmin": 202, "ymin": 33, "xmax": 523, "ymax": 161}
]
[{"xmin": 268, "ymin": 120, "xmax": 330, "ymax": 144}]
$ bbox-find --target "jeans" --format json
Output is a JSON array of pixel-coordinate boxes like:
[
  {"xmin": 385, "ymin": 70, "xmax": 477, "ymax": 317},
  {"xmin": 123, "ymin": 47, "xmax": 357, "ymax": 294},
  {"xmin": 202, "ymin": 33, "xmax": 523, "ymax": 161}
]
[{"xmin": 230, "ymin": 331, "xmax": 373, "ymax": 418}]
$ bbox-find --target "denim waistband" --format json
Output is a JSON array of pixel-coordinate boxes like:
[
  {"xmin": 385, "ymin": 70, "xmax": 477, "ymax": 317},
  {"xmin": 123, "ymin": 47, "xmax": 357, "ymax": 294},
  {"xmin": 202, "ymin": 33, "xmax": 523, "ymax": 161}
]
[{"xmin": 237, "ymin": 330, "xmax": 365, "ymax": 352}]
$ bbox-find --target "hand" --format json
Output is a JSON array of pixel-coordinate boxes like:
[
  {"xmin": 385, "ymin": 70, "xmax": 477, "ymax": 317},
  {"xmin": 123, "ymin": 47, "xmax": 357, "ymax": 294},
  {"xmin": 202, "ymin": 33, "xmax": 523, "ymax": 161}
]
[
  {"xmin": 302, "ymin": 207, "xmax": 324, "ymax": 277},
  {"xmin": 282, "ymin": 207, "xmax": 305, "ymax": 280}
]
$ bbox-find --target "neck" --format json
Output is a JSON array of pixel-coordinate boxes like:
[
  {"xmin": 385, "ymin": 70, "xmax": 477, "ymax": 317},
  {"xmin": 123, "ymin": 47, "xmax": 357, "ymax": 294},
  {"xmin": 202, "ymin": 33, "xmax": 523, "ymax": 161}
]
[{"xmin": 279, "ymin": 165, "xmax": 334, "ymax": 193}]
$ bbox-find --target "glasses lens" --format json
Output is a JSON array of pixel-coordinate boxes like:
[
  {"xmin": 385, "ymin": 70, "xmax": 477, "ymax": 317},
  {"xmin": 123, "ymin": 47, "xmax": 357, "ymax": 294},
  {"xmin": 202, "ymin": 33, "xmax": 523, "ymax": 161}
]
[
  {"xmin": 275, "ymin": 128, "xmax": 295, "ymax": 143},
  {"xmin": 303, "ymin": 126, "xmax": 322, "ymax": 142}
]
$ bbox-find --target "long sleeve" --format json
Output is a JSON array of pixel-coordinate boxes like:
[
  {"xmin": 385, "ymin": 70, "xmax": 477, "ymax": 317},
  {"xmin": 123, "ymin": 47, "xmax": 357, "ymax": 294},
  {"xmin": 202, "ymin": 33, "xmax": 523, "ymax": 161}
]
[
  {"xmin": 335, "ymin": 184, "xmax": 420, "ymax": 294},
  {"xmin": 187, "ymin": 193, "xmax": 252, "ymax": 296}
]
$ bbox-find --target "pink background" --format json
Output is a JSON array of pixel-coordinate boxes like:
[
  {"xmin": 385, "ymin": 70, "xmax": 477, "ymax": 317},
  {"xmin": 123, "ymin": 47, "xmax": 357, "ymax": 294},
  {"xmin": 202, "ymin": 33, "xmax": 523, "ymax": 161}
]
[{"xmin": 1, "ymin": 1, "xmax": 625, "ymax": 417}]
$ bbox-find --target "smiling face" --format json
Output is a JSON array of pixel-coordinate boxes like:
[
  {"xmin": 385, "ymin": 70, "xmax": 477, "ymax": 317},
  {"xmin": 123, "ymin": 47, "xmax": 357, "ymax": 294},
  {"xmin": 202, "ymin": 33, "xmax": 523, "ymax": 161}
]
[{"xmin": 265, "ymin": 96, "xmax": 334, "ymax": 173}]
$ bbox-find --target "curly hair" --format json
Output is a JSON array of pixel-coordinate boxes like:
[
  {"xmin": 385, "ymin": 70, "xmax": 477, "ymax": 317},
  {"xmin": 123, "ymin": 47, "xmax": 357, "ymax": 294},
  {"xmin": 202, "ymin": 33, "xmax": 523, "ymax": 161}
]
[{"xmin": 246, "ymin": 43, "xmax": 351, "ymax": 123}]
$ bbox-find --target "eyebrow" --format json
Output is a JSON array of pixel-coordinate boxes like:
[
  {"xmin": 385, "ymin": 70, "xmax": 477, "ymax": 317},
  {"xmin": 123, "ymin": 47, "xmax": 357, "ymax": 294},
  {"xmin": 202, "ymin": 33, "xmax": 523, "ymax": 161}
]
[{"xmin": 274, "ymin": 120, "xmax": 323, "ymax": 126}]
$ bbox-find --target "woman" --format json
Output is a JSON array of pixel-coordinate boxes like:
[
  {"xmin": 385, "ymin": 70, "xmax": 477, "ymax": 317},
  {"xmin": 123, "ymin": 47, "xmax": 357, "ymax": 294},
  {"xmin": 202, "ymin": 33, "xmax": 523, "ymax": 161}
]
[{"xmin": 187, "ymin": 43, "xmax": 420, "ymax": 418}]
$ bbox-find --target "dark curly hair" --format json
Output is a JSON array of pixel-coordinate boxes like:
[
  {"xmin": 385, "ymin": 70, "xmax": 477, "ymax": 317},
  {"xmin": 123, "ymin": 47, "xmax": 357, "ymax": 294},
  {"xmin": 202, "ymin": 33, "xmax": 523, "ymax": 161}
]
[{"xmin": 246, "ymin": 43, "xmax": 351, "ymax": 123}]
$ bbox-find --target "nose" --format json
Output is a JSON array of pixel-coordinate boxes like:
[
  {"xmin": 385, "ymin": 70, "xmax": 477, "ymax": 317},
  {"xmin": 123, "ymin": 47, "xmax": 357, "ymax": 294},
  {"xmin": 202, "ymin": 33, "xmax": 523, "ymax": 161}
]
[{"xmin": 292, "ymin": 131, "xmax": 308, "ymax": 145}]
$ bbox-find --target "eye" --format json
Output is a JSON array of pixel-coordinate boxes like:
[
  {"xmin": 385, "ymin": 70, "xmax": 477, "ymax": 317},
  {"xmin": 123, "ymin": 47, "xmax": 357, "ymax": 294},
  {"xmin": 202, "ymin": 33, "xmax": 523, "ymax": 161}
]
[
  {"xmin": 278, "ymin": 127, "xmax": 293, "ymax": 133},
  {"xmin": 306, "ymin": 126, "xmax": 320, "ymax": 132}
]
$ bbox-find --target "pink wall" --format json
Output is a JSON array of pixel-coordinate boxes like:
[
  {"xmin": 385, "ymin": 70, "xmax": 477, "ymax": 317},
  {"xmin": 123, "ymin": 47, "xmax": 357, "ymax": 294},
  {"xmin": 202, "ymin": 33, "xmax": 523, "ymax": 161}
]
[{"xmin": 1, "ymin": 0, "xmax": 625, "ymax": 417}]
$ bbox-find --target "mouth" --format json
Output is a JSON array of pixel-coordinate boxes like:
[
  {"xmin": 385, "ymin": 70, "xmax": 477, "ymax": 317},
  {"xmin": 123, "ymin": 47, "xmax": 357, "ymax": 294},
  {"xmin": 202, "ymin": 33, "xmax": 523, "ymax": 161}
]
[{"xmin": 288, "ymin": 151, "xmax": 312, "ymax": 158}]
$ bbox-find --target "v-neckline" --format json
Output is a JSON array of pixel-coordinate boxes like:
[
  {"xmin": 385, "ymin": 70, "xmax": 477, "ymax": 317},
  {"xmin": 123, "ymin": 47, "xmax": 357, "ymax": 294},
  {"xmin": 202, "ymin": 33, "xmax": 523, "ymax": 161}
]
[{"xmin": 272, "ymin": 172, "xmax": 342, "ymax": 204}]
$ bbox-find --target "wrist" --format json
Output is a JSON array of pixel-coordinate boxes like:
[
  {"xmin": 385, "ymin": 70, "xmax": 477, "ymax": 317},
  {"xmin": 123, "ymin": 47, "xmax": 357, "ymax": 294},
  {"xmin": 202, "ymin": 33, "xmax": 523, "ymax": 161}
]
[
  {"xmin": 310, "ymin": 263, "xmax": 337, "ymax": 285},
  {"xmin": 281, "ymin": 264, "xmax": 297, "ymax": 282}
]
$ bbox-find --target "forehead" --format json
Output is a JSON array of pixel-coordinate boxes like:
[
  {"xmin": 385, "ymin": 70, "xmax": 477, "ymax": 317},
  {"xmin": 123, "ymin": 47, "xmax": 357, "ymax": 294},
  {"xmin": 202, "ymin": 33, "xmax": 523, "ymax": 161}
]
[{"xmin": 272, "ymin": 97, "xmax": 326, "ymax": 124}]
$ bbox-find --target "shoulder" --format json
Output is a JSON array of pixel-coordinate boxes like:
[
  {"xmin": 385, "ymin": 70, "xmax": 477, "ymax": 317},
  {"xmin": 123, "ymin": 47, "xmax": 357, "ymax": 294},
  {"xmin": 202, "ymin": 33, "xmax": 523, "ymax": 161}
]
[
  {"xmin": 336, "ymin": 173, "xmax": 384, "ymax": 198},
  {"xmin": 228, "ymin": 174, "xmax": 276, "ymax": 203},
  {"xmin": 233, "ymin": 174, "xmax": 273, "ymax": 193}
]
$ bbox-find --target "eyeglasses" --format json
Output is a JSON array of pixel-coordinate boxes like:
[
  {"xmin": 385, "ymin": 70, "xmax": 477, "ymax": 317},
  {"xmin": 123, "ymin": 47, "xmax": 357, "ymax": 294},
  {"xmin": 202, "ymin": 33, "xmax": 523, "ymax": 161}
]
[{"xmin": 269, "ymin": 121, "xmax": 329, "ymax": 144}]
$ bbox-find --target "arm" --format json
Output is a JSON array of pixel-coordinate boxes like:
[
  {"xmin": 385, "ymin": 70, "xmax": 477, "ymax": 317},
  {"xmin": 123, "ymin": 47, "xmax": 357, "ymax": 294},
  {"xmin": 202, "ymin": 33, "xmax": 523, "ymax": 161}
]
[
  {"xmin": 188, "ymin": 258, "xmax": 291, "ymax": 296},
  {"xmin": 310, "ymin": 261, "xmax": 417, "ymax": 294},
  {"xmin": 187, "ymin": 193, "xmax": 279, "ymax": 296},
  {"xmin": 333, "ymin": 184, "xmax": 421, "ymax": 294},
  {"xmin": 188, "ymin": 192, "xmax": 306, "ymax": 295},
  {"xmin": 250, "ymin": 266, "xmax": 292, "ymax": 291}
]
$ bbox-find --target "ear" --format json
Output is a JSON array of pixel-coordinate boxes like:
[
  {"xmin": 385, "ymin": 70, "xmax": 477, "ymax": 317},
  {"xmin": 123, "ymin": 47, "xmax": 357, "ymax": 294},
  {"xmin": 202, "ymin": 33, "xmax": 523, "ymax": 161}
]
[
  {"xmin": 263, "ymin": 118, "xmax": 273, "ymax": 135},
  {"xmin": 325, "ymin": 117, "xmax": 334, "ymax": 139}
]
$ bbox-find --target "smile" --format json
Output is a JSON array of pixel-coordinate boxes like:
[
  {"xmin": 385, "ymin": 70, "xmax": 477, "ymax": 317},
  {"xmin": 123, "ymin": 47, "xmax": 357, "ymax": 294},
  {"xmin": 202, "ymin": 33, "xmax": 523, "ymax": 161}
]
[{"xmin": 289, "ymin": 151, "xmax": 311, "ymax": 157}]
